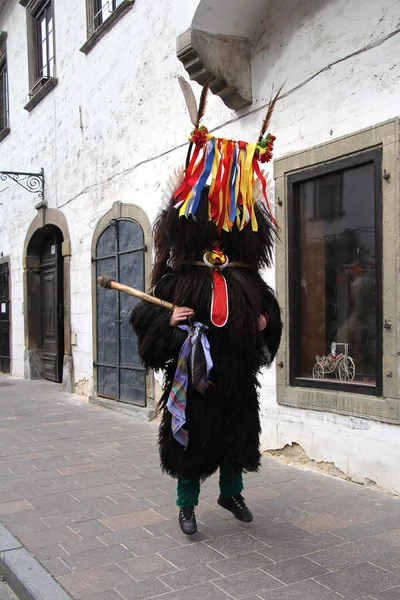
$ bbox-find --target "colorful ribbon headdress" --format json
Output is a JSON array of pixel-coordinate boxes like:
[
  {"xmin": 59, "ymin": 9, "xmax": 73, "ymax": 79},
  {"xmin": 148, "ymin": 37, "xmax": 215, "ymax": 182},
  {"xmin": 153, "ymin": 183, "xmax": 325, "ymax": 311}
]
[{"xmin": 174, "ymin": 77, "xmax": 281, "ymax": 233}]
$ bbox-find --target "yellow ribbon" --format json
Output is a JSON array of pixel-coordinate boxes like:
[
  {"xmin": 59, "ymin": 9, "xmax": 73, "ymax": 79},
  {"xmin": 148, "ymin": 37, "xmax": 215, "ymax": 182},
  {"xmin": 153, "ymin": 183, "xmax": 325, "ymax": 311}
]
[{"xmin": 209, "ymin": 139, "xmax": 220, "ymax": 206}]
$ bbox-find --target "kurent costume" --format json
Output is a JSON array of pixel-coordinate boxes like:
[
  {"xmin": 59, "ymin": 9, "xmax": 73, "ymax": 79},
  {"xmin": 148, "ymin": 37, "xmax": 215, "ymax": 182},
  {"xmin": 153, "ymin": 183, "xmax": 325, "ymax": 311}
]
[{"xmin": 130, "ymin": 81, "xmax": 282, "ymax": 534}]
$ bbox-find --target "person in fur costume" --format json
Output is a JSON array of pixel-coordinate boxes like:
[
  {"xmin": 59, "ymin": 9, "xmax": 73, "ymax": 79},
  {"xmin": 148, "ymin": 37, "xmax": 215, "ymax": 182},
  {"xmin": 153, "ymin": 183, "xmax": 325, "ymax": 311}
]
[{"xmin": 130, "ymin": 82, "xmax": 282, "ymax": 535}]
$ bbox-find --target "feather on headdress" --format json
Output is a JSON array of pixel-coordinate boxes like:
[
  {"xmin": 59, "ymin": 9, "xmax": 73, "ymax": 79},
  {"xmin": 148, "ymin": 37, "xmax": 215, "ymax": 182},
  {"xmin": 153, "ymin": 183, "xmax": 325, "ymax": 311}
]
[{"xmin": 174, "ymin": 77, "xmax": 281, "ymax": 233}]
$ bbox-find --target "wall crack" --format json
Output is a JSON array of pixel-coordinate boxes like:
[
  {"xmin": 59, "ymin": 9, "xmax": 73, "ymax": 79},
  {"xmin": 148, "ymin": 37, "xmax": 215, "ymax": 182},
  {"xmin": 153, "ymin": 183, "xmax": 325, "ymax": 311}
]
[{"xmin": 267, "ymin": 442, "xmax": 351, "ymax": 480}]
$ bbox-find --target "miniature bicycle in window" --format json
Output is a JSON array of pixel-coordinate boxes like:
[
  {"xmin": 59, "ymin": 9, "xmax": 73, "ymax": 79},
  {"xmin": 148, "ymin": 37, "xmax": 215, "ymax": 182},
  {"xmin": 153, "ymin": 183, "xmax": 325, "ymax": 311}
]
[{"xmin": 312, "ymin": 342, "xmax": 356, "ymax": 381}]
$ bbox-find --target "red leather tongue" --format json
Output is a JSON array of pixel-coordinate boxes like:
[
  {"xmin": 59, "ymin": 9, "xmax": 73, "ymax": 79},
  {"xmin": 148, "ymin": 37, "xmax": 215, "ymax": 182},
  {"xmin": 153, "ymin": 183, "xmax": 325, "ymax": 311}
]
[{"xmin": 211, "ymin": 270, "xmax": 229, "ymax": 327}]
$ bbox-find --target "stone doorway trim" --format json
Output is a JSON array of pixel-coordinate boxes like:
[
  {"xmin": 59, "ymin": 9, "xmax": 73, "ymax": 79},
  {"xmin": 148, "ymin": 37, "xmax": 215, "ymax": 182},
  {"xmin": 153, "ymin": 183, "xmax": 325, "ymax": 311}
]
[
  {"xmin": 23, "ymin": 206, "xmax": 74, "ymax": 392},
  {"xmin": 90, "ymin": 201, "xmax": 156, "ymax": 419}
]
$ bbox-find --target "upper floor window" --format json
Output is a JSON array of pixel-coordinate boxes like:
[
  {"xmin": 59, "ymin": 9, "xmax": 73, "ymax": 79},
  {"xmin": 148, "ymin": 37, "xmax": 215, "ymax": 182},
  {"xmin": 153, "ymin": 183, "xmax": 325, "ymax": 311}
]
[
  {"xmin": 0, "ymin": 32, "xmax": 10, "ymax": 142},
  {"xmin": 20, "ymin": 0, "xmax": 58, "ymax": 112},
  {"xmin": 93, "ymin": 0, "xmax": 124, "ymax": 32},
  {"xmin": 29, "ymin": 0, "xmax": 55, "ymax": 95},
  {"xmin": 81, "ymin": 0, "xmax": 135, "ymax": 55},
  {"xmin": 35, "ymin": 1, "xmax": 55, "ymax": 83}
]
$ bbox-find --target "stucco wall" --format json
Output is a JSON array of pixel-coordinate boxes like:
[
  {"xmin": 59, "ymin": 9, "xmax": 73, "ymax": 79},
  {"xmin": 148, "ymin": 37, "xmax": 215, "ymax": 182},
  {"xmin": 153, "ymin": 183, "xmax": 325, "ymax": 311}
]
[
  {"xmin": 0, "ymin": 0, "xmax": 399, "ymax": 491},
  {"xmin": 248, "ymin": 0, "xmax": 400, "ymax": 494}
]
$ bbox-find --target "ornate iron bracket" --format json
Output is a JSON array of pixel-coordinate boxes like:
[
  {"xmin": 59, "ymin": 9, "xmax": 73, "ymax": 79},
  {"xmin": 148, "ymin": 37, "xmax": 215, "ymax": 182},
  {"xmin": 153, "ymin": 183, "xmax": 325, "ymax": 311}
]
[{"xmin": 0, "ymin": 168, "xmax": 45, "ymax": 202}]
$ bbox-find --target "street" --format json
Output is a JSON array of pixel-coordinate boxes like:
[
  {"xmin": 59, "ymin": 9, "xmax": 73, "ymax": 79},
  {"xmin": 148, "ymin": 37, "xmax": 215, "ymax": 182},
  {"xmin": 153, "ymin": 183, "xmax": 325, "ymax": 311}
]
[{"xmin": 0, "ymin": 375, "xmax": 400, "ymax": 600}]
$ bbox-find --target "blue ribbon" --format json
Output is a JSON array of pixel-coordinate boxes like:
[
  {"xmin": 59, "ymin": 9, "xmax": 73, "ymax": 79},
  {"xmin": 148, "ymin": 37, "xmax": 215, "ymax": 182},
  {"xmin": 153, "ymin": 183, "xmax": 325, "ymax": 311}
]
[
  {"xmin": 229, "ymin": 144, "xmax": 238, "ymax": 223},
  {"xmin": 191, "ymin": 141, "xmax": 216, "ymax": 216}
]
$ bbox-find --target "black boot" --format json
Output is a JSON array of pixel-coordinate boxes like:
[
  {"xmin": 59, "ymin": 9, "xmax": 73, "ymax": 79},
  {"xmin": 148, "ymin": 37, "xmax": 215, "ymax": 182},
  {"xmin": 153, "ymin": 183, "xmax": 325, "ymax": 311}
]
[
  {"xmin": 217, "ymin": 494, "xmax": 253, "ymax": 522},
  {"xmin": 179, "ymin": 506, "xmax": 197, "ymax": 535}
]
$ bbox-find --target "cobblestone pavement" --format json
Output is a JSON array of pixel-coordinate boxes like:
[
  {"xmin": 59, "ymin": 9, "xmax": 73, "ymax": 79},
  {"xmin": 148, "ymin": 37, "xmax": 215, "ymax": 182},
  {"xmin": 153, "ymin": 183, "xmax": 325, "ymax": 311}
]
[{"xmin": 1, "ymin": 375, "xmax": 400, "ymax": 600}]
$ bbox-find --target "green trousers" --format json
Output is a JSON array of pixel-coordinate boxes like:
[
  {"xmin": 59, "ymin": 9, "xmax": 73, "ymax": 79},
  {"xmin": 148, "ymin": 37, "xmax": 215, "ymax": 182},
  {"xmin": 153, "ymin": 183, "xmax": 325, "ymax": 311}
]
[{"xmin": 177, "ymin": 469, "xmax": 243, "ymax": 507}]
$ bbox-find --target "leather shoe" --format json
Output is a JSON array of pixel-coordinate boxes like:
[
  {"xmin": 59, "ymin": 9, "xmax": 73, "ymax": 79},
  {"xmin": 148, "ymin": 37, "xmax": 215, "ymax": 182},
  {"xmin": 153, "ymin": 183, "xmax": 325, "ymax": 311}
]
[
  {"xmin": 217, "ymin": 494, "xmax": 253, "ymax": 522},
  {"xmin": 179, "ymin": 506, "xmax": 197, "ymax": 535}
]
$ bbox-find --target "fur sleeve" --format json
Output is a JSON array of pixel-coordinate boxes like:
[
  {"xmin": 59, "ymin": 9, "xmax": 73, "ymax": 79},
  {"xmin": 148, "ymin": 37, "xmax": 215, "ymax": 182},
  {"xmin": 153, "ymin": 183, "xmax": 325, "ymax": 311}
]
[
  {"xmin": 130, "ymin": 301, "xmax": 187, "ymax": 370},
  {"xmin": 260, "ymin": 281, "xmax": 282, "ymax": 364}
]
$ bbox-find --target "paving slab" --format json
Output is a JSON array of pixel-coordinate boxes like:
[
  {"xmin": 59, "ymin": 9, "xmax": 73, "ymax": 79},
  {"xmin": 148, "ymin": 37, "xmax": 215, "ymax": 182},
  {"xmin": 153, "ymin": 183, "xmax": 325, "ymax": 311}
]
[
  {"xmin": 1, "ymin": 374, "xmax": 400, "ymax": 600},
  {"xmin": 0, "ymin": 581, "xmax": 18, "ymax": 600},
  {"xmin": 0, "ymin": 544, "xmax": 72, "ymax": 600}
]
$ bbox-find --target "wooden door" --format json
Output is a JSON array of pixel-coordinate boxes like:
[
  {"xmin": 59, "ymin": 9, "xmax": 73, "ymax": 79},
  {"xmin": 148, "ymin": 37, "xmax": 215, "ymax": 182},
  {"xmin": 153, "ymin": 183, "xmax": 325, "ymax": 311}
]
[
  {"xmin": 40, "ymin": 230, "xmax": 63, "ymax": 382},
  {"xmin": 0, "ymin": 261, "xmax": 10, "ymax": 373},
  {"xmin": 95, "ymin": 218, "xmax": 146, "ymax": 405}
]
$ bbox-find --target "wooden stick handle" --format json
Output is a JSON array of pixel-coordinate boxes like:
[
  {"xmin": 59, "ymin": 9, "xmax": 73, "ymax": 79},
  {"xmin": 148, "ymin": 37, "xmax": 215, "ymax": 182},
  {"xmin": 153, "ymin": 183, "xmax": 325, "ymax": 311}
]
[{"xmin": 97, "ymin": 275, "xmax": 175, "ymax": 310}]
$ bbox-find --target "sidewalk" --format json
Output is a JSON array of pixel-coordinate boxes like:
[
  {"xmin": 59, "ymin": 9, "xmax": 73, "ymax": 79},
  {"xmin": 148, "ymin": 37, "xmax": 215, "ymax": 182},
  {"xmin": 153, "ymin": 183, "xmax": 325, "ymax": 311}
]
[
  {"xmin": 0, "ymin": 375, "xmax": 400, "ymax": 600},
  {"xmin": 0, "ymin": 581, "xmax": 17, "ymax": 600}
]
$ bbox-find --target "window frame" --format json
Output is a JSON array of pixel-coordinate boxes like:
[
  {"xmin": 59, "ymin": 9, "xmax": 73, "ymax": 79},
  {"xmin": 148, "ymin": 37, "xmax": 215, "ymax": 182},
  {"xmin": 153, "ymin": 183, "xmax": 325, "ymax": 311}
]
[
  {"xmin": 273, "ymin": 119, "xmax": 400, "ymax": 425},
  {"xmin": 0, "ymin": 31, "xmax": 10, "ymax": 143},
  {"xmin": 93, "ymin": 0, "xmax": 121, "ymax": 30},
  {"xmin": 20, "ymin": 0, "xmax": 58, "ymax": 113},
  {"xmin": 287, "ymin": 148, "xmax": 383, "ymax": 396},
  {"xmin": 34, "ymin": 0, "xmax": 55, "ymax": 83},
  {"xmin": 80, "ymin": 0, "xmax": 135, "ymax": 55}
]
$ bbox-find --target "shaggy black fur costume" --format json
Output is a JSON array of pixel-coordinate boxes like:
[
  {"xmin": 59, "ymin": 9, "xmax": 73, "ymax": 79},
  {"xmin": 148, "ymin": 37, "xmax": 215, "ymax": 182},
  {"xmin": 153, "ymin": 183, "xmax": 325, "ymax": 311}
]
[{"xmin": 130, "ymin": 187, "xmax": 282, "ymax": 480}]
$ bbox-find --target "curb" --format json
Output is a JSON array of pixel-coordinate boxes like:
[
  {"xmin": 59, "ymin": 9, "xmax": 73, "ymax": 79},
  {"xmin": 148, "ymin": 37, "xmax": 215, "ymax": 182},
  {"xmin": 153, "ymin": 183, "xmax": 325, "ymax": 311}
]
[
  {"xmin": 89, "ymin": 394, "xmax": 155, "ymax": 421},
  {"xmin": 0, "ymin": 524, "xmax": 72, "ymax": 600}
]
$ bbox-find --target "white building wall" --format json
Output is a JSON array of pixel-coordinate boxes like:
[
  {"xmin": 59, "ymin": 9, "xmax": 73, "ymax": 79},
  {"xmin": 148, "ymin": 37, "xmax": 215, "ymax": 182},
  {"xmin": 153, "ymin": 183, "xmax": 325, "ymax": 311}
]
[
  {"xmin": 251, "ymin": 0, "xmax": 400, "ymax": 495},
  {"xmin": 0, "ymin": 0, "xmax": 399, "ymax": 492}
]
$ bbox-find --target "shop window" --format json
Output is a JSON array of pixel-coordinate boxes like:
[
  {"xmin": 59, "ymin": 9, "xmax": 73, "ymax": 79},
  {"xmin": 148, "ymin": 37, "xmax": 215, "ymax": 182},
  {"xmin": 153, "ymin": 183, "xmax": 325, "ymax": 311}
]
[
  {"xmin": 274, "ymin": 119, "xmax": 399, "ymax": 424},
  {"xmin": 288, "ymin": 150, "xmax": 382, "ymax": 394}
]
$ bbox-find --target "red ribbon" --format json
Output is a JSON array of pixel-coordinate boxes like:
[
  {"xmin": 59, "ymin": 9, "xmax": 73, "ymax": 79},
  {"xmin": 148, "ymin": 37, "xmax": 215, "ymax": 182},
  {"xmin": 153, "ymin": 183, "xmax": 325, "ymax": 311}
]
[
  {"xmin": 209, "ymin": 140, "xmax": 224, "ymax": 224},
  {"xmin": 173, "ymin": 145, "xmax": 202, "ymax": 201},
  {"xmin": 211, "ymin": 270, "xmax": 229, "ymax": 327},
  {"xmin": 174, "ymin": 149, "xmax": 207, "ymax": 204},
  {"xmin": 253, "ymin": 158, "xmax": 277, "ymax": 226}
]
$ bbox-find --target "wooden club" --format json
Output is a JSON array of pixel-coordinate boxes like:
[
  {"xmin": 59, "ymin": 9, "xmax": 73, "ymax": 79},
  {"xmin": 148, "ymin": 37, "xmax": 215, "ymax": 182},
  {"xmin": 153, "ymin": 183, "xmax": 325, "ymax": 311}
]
[{"xmin": 97, "ymin": 274, "xmax": 175, "ymax": 310}]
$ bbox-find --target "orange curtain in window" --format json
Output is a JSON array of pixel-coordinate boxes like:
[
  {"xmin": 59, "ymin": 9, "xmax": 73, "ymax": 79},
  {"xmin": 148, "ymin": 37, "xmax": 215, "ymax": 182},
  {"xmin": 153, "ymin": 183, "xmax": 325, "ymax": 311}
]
[{"xmin": 300, "ymin": 227, "xmax": 326, "ymax": 375}]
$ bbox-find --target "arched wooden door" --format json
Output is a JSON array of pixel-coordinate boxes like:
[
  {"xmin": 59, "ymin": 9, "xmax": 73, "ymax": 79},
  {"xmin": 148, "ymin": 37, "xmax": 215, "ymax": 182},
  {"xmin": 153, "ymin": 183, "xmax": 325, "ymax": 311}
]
[
  {"xmin": 95, "ymin": 218, "xmax": 146, "ymax": 405},
  {"xmin": 39, "ymin": 228, "xmax": 64, "ymax": 382},
  {"xmin": 0, "ymin": 260, "xmax": 10, "ymax": 373}
]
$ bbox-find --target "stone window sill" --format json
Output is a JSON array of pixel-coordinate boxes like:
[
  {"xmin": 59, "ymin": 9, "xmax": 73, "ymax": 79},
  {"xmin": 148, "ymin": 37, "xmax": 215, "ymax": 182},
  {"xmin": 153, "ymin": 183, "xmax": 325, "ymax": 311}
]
[
  {"xmin": 80, "ymin": 0, "xmax": 135, "ymax": 55},
  {"xmin": 0, "ymin": 127, "xmax": 10, "ymax": 144},
  {"xmin": 277, "ymin": 384, "xmax": 400, "ymax": 426},
  {"xmin": 24, "ymin": 77, "xmax": 58, "ymax": 113}
]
